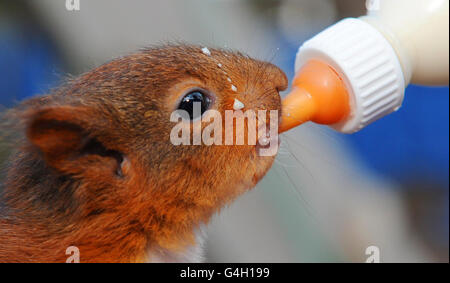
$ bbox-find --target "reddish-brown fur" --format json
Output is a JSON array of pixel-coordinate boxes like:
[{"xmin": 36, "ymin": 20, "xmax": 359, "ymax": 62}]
[{"xmin": 0, "ymin": 44, "xmax": 287, "ymax": 262}]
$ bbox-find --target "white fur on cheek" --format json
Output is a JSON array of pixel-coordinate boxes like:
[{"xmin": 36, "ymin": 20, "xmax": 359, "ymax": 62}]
[{"xmin": 146, "ymin": 226, "xmax": 207, "ymax": 263}]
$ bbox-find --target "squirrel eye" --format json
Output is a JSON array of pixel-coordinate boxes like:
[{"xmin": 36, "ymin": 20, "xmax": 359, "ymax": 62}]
[{"xmin": 177, "ymin": 90, "xmax": 211, "ymax": 119}]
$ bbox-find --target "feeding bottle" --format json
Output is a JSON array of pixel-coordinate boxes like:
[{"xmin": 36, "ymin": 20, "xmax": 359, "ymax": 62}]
[{"xmin": 279, "ymin": 0, "xmax": 449, "ymax": 133}]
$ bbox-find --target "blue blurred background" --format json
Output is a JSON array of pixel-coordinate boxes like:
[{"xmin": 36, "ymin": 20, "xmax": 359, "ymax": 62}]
[{"xmin": 0, "ymin": 0, "xmax": 448, "ymax": 262}]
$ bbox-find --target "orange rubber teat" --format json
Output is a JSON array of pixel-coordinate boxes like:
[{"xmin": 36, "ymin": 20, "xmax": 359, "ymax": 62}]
[{"xmin": 279, "ymin": 59, "xmax": 351, "ymax": 133}]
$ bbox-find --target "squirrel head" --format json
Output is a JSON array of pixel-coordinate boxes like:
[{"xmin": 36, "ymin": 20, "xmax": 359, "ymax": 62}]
[{"xmin": 10, "ymin": 44, "xmax": 287, "ymax": 256}]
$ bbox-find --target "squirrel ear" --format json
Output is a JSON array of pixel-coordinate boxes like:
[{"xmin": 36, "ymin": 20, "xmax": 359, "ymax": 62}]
[{"xmin": 26, "ymin": 106, "xmax": 124, "ymax": 175}]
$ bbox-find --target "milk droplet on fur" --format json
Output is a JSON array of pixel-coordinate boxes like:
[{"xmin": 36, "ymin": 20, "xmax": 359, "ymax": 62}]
[
  {"xmin": 201, "ymin": 47, "xmax": 211, "ymax": 56},
  {"xmin": 231, "ymin": 85, "xmax": 237, "ymax": 92},
  {"xmin": 227, "ymin": 78, "xmax": 232, "ymax": 82},
  {"xmin": 233, "ymin": 98, "xmax": 244, "ymax": 110},
  {"xmin": 217, "ymin": 63, "xmax": 222, "ymax": 68},
  {"xmin": 259, "ymin": 136, "xmax": 269, "ymax": 145}
]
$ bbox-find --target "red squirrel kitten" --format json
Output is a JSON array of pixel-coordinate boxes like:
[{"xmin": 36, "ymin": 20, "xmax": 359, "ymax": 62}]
[{"xmin": 0, "ymin": 44, "xmax": 287, "ymax": 263}]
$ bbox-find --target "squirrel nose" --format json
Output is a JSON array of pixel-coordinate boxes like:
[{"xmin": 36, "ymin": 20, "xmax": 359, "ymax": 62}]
[{"xmin": 262, "ymin": 63, "xmax": 288, "ymax": 93}]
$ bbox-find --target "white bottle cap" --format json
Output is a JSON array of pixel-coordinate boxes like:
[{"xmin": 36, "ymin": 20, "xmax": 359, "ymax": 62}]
[{"xmin": 295, "ymin": 18, "xmax": 405, "ymax": 133}]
